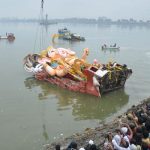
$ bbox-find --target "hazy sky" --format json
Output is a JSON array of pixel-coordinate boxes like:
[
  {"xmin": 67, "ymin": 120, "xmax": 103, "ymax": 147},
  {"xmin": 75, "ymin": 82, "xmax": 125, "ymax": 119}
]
[{"xmin": 0, "ymin": 0, "xmax": 150, "ymax": 20}]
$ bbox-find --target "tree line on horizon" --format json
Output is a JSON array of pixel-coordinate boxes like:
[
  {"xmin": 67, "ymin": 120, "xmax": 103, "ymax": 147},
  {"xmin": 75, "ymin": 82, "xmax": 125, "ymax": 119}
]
[{"xmin": 0, "ymin": 17, "xmax": 150, "ymax": 26}]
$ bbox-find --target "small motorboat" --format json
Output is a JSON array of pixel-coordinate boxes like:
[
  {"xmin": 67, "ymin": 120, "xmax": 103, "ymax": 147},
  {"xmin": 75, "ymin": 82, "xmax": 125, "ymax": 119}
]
[
  {"xmin": 0, "ymin": 33, "xmax": 15, "ymax": 41},
  {"xmin": 101, "ymin": 44, "xmax": 120, "ymax": 50}
]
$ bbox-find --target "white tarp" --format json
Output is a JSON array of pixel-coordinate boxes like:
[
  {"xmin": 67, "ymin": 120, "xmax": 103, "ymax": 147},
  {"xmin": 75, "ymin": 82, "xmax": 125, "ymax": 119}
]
[{"xmin": 95, "ymin": 69, "xmax": 108, "ymax": 77}]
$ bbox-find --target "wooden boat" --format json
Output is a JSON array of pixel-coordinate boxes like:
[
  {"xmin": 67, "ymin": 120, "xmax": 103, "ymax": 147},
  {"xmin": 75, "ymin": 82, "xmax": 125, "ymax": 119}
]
[
  {"xmin": 102, "ymin": 46, "xmax": 120, "ymax": 50},
  {"xmin": 101, "ymin": 44, "xmax": 120, "ymax": 50},
  {"xmin": 0, "ymin": 33, "xmax": 15, "ymax": 41},
  {"xmin": 23, "ymin": 47, "xmax": 132, "ymax": 97}
]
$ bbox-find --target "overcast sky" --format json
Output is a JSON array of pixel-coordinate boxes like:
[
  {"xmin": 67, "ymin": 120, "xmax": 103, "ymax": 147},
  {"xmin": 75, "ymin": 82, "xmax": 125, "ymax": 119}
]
[{"xmin": 0, "ymin": 0, "xmax": 150, "ymax": 20}]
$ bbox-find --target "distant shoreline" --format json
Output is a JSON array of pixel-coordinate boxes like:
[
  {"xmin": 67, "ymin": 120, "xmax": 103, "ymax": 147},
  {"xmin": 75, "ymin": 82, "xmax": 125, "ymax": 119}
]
[{"xmin": 0, "ymin": 17, "xmax": 150, "ymax": 26}]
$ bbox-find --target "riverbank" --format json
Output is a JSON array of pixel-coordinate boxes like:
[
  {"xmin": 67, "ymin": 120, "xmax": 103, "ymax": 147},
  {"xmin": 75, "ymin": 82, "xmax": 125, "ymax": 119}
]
[{"xmin": 44, "ymin": 97, "xmax": 150, "ymax": 150}]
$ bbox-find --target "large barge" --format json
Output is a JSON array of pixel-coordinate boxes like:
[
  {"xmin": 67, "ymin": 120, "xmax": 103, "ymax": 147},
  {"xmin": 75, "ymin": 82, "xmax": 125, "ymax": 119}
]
[{"xmin": 23, "ymin": 47, "xmax": 132, "ymax": 97}]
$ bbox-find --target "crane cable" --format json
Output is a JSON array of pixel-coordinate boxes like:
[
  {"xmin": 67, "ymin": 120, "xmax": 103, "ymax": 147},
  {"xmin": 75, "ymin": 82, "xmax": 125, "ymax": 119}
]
[{"xmin": 33, "ymin": 0, "xmax": 47, "ymax": 53}]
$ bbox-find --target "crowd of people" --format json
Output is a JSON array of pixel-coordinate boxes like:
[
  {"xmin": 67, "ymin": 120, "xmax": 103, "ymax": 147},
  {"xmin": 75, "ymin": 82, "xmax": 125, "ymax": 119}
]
[
  {"xmin": 53, "ymin": 100, "xmax": 150, "ymax": 150},
  {"xmin": 55, "ymin": 140, "xmax": 99, "ymax": 150}
]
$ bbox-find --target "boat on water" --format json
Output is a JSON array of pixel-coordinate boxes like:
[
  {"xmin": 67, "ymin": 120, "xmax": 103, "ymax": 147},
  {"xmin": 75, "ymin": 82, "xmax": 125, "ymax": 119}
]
[
  {"xmin": 56, "ymin": 28, "xmax": 85, "ymax": 41},
  {"xmin": 62, "ymin": 33, "xmax": 85, "ymax": 41},
  {"xmin": 0, "ymin": 33, "xmax": 15, "ymax": 41},
  {"xmin": 23, "ymin": 47, "xmax": 132, "ymax": 97},
  {"xmin": 70, "ymin": 33, "xmax": 85, "ymax": 41},
  {"xmin": 58, "ymin": 27, "xmax": 70, "ymax": 35},
  {"xmin": 101, "ymin": 44, "xmax": 120, "ymax": 50}
]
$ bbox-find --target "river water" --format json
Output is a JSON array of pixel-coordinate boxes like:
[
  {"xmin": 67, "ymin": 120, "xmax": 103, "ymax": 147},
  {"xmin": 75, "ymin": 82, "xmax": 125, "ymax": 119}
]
[{"xmin": 0, "ymin": 22, "xmax": 150, "ymax": 150}]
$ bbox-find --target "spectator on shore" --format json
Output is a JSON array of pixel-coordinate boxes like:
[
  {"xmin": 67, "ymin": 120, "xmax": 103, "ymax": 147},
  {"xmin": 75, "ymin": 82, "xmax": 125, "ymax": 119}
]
[
  {"xmin": 129, "ymin": 144, "xmax": 137, "ymax": 150},
  {"xmin": 104, "ymin": 132, "xmax": 113, "ymax": 150},
  {"xmin": 67, "ymin": 141, "xmax": 78, "ymax": 150},
  {"xmin": 134, "ymin": 133, "xmax": 142, "ymax": 146},
  {"xmin": 79, "ymin": 148, "xmax": 85, "ymax": 150},
  {"xmin": 112, "ymin": 135, "xmax": 121, "ymax": 149},
  {"xmin": 142, "ymin": 130, "xmax": 150, "ymax": 146},
  {"xmin": 104, "ymin": 143, "xmax": 114, "ymax": 150},
  {"xmin": 129, "ymin": 123, "xmax": 136, "ymax": 135},
  {"xmin": 141, "ymin": 142, "xmax": 149, "ymax": 150},
  {"xmin": 112, "ymin": 138, "xmax": 130, "ymax": 149},
  {"xmin": 90, "ymin": 144, "xmax": 98, "ymax": 150},
  {"xmin": 85, "ymin": 140, "xmax": 94, "ymax": 150},
  {"xmin": 145, "ymin": 119, "xmax": 150, "ymax": 132},
  {"xmin": 55, "ymin": 144, "xmax": 60, "ymax": 150}
]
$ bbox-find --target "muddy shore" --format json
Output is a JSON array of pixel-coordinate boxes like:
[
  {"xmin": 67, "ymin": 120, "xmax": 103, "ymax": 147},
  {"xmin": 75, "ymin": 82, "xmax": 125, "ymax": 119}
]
[{"xmin": 44, "ymin": 97, "xmax": 150, "ymax": 150}]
